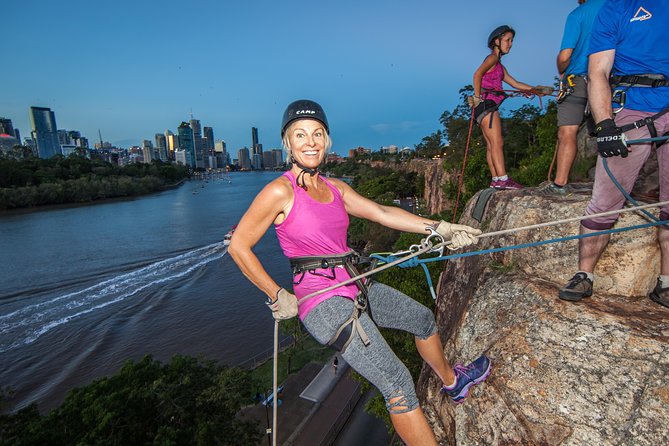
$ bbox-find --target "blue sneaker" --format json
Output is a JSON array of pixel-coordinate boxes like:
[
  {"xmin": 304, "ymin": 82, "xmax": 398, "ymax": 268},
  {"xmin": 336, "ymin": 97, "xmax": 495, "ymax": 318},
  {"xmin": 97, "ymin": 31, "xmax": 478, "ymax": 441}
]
[{"xmin": 441, "ymin": 355, "xmax": 491, "ymax": 403}]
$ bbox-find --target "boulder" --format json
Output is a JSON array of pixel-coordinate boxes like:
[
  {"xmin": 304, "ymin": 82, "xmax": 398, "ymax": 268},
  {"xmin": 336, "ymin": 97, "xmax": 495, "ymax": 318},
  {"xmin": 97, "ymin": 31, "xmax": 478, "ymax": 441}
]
[{"xmin": 417, "ymin": 187, "xmax": 669, "ymax": 445}]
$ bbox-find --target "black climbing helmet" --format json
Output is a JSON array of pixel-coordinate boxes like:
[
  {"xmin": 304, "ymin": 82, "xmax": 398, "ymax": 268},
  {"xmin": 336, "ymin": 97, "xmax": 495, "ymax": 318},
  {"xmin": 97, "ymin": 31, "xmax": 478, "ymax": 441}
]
[
  {"xmin": 281, "ymin": 99, "xmax": 329, "ymax": 137},
  {"xmin": 487, "ymin": 25, "xmax": 515, "ymax": 49}
]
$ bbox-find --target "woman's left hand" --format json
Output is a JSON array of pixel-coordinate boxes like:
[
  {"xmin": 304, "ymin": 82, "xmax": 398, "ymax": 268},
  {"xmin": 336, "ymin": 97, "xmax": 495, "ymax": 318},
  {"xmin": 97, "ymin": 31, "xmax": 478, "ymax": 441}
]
[{"xmin": 435, "ymin": 221, "xmax": 481, "ymax": 250}]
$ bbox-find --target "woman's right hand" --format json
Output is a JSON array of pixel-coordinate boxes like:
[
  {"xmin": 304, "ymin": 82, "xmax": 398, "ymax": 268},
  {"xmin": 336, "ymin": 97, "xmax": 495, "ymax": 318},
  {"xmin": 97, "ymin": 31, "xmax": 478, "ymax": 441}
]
[
  {"xmin": 467, "ymin": 96, "xmax": 482, "ymax": 108},
  {"xmin": 267, "ymin": 288, "xmax": 298, "ymax": 320}
]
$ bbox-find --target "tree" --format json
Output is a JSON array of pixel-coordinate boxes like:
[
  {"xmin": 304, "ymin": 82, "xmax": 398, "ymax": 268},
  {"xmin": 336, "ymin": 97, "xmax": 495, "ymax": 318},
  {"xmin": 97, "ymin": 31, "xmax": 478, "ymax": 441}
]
[{"xmin": 0, "ymin": 355, "xmax": 262, "ymax": 445}]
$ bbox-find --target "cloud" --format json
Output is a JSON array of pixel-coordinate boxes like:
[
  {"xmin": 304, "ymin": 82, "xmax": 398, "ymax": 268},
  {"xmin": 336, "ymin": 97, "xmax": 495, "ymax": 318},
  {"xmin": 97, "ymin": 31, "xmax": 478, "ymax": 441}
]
[{"xmin": 370, "ymin": 121, "xmax": 423, "ymax": 134}]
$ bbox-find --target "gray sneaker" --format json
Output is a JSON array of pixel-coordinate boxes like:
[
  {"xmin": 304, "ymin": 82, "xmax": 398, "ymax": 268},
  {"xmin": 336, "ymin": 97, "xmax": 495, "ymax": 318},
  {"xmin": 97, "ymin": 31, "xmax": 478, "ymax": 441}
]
[
  {"xmin": 559, "ymin": 272, "xmax": 593, "ymax": 301},
  {"xmin": 536, "ymin": 182, "xmax": 571, "ymax": 197},
  {"xmin": 649, "ymin": 278, "xmax": 669, "ymax": 308}
]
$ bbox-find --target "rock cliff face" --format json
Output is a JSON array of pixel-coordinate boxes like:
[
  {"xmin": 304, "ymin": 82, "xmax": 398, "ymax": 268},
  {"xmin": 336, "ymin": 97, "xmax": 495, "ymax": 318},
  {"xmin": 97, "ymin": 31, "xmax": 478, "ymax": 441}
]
[
  {"xmin": 370, "ymin": 159, "xmax": 451, "ymax": 215},
  {"xmin": 417, "ymin": 187, "xmax": 669, "ymax": 445}
]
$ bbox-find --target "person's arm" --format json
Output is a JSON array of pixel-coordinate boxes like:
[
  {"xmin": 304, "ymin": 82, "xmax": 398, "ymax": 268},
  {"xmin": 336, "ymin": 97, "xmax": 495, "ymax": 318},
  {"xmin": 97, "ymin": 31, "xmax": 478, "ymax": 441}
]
[
  {"xmin": 587, "ymin": 49, "xmax": 615, "ymax": 123},
  {"xmin": 557, "ymin": 48, "xmax": 573, "ymax": 76},
  {"xmin": 333, "ymin": 179, "xmax": 480, "ymax": 248},
  {"xmin": 502, "ymin": 66, "xmax": 533, "ymax": 92},
  {"xmin": 332, "ymin": 178, "xmax": 438, "ymax": 233},
  {"xmin": 587, "ymin": 48, "xmax": 628, "ymax": 157},
  {"xmin": 473, "ymin": 54, "xmax": 499, "ymax": 98},
  {"xmin": 228, "ymin": 177, "xmax": 292, "ymax": 302}
]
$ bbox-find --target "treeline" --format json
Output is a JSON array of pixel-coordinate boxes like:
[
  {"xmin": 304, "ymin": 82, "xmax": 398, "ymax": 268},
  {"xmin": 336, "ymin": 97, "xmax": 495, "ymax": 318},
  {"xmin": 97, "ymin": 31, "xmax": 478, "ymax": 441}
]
[
  {"xmin": 0, "ymin": 355, "xmax": 262, "ymax": 445},
  {"xmin": 0, "ymin": 154, "xmax": 189, "ymax": 210}
]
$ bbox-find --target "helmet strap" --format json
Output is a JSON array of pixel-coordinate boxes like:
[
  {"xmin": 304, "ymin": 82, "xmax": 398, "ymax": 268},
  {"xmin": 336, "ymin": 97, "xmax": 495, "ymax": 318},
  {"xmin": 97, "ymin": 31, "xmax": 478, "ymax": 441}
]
[{"xmin": 291, "ymin": 158, "xmax": 319, "ymax": 191}]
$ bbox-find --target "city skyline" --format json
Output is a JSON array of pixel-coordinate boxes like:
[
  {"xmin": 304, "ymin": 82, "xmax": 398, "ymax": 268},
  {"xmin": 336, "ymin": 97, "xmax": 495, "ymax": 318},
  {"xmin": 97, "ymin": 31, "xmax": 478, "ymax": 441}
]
[{"xmin": 2, "ymin": 1, "xmax": 576, "ymax": 156}]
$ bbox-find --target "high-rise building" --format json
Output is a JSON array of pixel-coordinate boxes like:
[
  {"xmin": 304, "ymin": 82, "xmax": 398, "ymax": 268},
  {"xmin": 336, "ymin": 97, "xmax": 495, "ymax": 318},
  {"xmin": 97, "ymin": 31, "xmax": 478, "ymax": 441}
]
[
  {"xmin": 57, "ymin": 129, "xmax": 70, "ymax": 145},
  {"xmin": 215, "ymin": 140, "xmax": 228, "ymax": 167},
  {"xmin": 238, "ymin": 147, "xmax": 251, "ymax": 170},
  {"xmin": 262, "ymin": 151, "xmax": 274, "ymax": 170},
  {"xmin": 29, "ymin": 106, "xmax": 60, "ymax": 158},
  {"xmin": 155, "ymin": 133, "xmax": 168, "ymax": 162},
  {"xmin": 190, "ymin": 118, "xmax": 204, "ymax": 169},
  {"xmin": 165, "ymin": 130, "xmax": 177, "ymax": 160},
  {"xmin": 177, "ymin": 122, "xmax": 196, "ymax": 167},
  {"xmin": 0, "ymin": 117, "xmax": 16, "ymax": 137},
  {"xmin": 251, "ymin": 127, "xmax": 263, "ymax": 169},
  {"xmin": 174, "ymin": 149, "xmax": 187, "ymax": 166},
  {"xmin": 141, "ymin": 140, "xmax": 154, "ymax": 164},
  {"xmin": 271, "ymin": 148, "xmax": 284, "ymax": 168},
  {"xmin": 203, "ymin": 126, "xmax": 214, "ymax": 152}
]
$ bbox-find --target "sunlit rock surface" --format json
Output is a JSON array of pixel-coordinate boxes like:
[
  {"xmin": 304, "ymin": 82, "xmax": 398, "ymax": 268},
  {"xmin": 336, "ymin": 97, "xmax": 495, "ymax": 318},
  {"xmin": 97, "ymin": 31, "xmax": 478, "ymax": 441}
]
[{"xmin": 417, "ymin": 187, "xmax": 669, "ymax": 445}]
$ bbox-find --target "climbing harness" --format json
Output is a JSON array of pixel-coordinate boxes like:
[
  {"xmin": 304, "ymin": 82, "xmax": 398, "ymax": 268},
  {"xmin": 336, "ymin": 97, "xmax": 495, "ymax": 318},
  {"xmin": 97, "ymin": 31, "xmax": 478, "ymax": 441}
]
[
  {"xmin": 557, "ymin": 74, "xmax": 578, "ymax": 104},
  {"xmin": 615, "ymin": 106, "xmax": 669, "ymax": 149},
  {"xmin": 610, "ymin": 73, "xmax": 669, "ymax": 122},
  {"xmin": 482, "ymin": 87, "xmax": 556, "ymax": 110},
  {"xmin": 610, "ymin": 74, "xmax": 669, "ymax": 88},
  {"xmin": 290, "ymin": 251, "xmax": 372, "ymax": 352}
]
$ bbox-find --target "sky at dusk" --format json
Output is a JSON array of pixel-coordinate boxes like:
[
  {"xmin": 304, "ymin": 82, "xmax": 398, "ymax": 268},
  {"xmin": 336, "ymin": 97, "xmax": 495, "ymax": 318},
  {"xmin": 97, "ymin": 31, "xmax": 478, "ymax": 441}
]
[{"xmin": 2, "ymin": 0, "xmax": 577, "ymax": 156}]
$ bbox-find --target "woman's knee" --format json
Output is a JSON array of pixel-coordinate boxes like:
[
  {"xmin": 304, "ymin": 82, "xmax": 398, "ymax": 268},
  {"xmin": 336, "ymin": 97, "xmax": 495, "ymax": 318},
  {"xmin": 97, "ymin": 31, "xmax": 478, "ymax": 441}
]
[{"xmin": 414, "ymin": 306, "xmax": 437, "ymax": 340}]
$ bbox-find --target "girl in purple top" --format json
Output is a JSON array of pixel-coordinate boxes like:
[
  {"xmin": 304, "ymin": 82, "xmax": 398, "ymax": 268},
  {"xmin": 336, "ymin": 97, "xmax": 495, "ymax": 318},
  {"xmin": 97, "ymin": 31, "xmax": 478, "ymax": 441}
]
[
  {"xmin": 471, "ymin": 25, "xmax": 537, "ymax": 190},
  {"xmin": 229, "ymin": 100, "xmax": 491, "ymax": 445}
]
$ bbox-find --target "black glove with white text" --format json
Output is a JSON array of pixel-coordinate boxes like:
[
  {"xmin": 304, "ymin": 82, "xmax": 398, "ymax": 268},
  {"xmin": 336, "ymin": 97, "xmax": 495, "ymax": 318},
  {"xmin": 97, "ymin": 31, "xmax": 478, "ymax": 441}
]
[{"xmin": 594, "ymin": 119, "xmax": 628, "ymax": 158}]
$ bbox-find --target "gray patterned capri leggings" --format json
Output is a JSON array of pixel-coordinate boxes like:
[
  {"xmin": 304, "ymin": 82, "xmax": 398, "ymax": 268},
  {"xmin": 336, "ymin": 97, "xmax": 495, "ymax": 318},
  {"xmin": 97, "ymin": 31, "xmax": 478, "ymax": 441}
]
[{"xmin": 302, "ymin": 282, "xmax": 437, "ymax": 414}]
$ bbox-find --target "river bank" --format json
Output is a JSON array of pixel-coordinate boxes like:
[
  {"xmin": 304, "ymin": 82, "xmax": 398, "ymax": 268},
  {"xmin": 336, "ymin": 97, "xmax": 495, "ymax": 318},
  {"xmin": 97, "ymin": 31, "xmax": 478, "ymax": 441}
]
[{"xmin": 0, "ymin": 177, "xmax": 189, "ymax": 215}]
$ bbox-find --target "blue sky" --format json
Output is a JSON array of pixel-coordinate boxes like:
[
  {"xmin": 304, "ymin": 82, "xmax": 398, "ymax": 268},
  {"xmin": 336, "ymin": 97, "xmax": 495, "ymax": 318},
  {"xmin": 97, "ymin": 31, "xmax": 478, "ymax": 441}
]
[{"xmin": 2, "ymin": 0, "xmax": 576, "ymax": 156}]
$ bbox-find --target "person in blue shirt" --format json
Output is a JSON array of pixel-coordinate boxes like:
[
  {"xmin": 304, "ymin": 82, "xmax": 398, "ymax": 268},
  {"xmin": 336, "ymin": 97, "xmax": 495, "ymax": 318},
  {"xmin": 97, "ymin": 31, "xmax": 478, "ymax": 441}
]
[
  {"xmin": 559, "ymin": 0, "xmax": 669, "ymax": 309},
  {"xmin": 538, "ymin": 0, "xmax": 604, "ymax": 196}
]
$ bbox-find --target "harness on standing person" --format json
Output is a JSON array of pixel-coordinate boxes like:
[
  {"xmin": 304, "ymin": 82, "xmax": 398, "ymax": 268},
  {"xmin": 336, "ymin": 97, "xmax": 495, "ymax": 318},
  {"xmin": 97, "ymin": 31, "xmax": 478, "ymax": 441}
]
[
  {"xmin": 556, "ymin": 74, "xmax": 588, "ymax": 105},
  {"xmin": 610, "ymin": 74, "xmax": 669, "ymax": 148},
  {"xmin": 290, "ymin": 250, "xmax": 374, "ymax": 352}
]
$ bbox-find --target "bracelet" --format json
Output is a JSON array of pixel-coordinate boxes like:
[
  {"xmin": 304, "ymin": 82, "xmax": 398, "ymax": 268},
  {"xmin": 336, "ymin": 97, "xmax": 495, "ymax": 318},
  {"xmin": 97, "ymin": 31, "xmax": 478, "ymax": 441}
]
[{"xmin": 265, "ymin": 288, "xmax": 282, "ymax": 305}]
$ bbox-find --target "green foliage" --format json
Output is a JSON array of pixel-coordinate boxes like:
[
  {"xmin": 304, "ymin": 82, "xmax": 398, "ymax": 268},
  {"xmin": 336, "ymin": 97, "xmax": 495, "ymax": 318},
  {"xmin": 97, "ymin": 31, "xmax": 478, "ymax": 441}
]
[
  {"xmin": 438, "ymin": 87, "xmax": 592, "ymax": 220},
  {"xmin": 0, "ymin": 355, "xmax": 262, "ymax": 446},
  {"xmin": 0, "ymin": 155, "xmax": 189, "ymax": 210},
  {"xmin": 414, "ymin": 130, "xmax": 446, "ymax": 159},
  {"xmin": 249, "ymin": 335, "xmax": 332, "ymax": 392}
]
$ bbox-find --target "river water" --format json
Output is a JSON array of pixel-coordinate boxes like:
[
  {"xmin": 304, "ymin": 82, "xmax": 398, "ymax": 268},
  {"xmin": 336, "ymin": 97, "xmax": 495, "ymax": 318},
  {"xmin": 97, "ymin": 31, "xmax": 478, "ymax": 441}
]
[{"xmin": 0, "ymin": 171, "xmax": 293, "ymax": 412}]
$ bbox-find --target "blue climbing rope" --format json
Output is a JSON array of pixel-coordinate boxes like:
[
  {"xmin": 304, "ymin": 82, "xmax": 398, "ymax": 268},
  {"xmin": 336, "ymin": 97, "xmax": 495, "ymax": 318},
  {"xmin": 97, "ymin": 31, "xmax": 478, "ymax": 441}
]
[
  {"xmin": 602, "ymin": 157, "xmax": 660, "ymax": 223},
  {"xmin": 371, "ymin": 218, "xmax": 669, "ymax": 299}
]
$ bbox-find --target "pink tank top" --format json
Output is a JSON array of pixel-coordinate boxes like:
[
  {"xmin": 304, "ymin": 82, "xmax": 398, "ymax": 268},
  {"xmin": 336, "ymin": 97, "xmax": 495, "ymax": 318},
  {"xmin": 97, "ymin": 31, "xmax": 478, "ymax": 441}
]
[
  {"xmin": 481, "ymin": 61, "xmax": 505, "ymax": 105},
  {"xmin": 275, "ymin": 171, "xmax": 359, "ymax": 319}
]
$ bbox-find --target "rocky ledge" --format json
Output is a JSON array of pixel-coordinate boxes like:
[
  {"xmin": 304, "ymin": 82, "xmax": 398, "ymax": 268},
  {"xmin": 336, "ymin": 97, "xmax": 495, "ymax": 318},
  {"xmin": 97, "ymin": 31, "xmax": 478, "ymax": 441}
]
[{"xmin": 417, "ymin": 185, "xmax": 669, "ymax": 445}]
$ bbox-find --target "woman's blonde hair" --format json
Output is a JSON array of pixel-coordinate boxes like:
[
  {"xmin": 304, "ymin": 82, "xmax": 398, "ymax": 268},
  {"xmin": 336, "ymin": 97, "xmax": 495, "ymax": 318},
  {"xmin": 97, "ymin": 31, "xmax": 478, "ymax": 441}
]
[{"xmin": 281, "ymin": 120, "xmax": 333, "ymax": 163}]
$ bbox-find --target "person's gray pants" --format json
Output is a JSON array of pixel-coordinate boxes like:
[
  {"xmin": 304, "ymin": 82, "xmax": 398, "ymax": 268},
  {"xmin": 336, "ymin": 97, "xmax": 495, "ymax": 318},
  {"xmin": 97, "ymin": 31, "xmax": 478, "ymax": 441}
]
[{"xmin": 302, "ymin": 282, "xmax": 437, "ymax": 413}]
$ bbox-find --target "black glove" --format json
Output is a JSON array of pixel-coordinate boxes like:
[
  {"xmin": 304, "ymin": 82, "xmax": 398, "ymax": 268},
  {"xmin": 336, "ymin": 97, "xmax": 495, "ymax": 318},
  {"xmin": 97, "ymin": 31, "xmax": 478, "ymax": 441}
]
[{"xmin": 594, "ymin": 119, "xmax": 628, "ymax": 158}]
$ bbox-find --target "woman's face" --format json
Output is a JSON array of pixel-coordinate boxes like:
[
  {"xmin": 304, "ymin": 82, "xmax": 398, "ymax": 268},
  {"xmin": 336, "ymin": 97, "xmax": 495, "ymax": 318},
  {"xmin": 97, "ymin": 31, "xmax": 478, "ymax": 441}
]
[
  {"xmin": 286, "ymin": 119, "xmax": 327, "ymax": 167},
  {"xmin": 498, "ymin": 32, "xmax": 514, "ymax": 53}
]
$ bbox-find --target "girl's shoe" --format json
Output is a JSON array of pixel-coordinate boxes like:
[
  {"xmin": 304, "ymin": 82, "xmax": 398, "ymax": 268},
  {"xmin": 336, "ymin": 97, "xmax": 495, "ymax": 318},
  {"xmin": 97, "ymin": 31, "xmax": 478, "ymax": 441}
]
[{"xmin": 496, "ymin": 178, "xmax": 524, "ymax": 190}]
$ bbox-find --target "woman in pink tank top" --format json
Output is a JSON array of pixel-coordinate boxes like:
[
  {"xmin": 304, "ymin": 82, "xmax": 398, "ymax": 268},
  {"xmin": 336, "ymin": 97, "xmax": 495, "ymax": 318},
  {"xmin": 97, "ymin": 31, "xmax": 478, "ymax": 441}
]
[
  {"xmin": 470, "ymin": 25, "xmax": 540, "ymax": 190},
  {"xmin": 229, "ymin": 100, "xmax": 490, "ymax": 445}
]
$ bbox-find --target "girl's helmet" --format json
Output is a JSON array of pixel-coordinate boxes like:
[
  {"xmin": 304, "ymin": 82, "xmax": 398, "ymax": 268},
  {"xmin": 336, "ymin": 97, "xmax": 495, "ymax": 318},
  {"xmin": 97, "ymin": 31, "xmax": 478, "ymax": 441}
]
[
  {"xmin": 281, "ymin": 99, "xmax": 329, "ymax": 137},
  {"xmin": 487, "ymin": 25, "xmax": 515, "ymax": 49}
]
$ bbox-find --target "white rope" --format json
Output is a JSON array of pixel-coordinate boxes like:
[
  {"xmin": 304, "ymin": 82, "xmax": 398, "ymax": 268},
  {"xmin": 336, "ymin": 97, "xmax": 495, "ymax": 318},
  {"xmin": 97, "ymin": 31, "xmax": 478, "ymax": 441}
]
[
  {"xmin": 299, "ymin": 199, "xmax": 669, "ymax": 302},
  {"xmin": 272, "ymin": 320, "xmax": 279, "ymax": 446}
]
